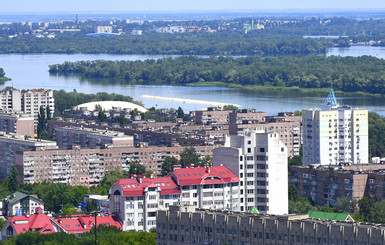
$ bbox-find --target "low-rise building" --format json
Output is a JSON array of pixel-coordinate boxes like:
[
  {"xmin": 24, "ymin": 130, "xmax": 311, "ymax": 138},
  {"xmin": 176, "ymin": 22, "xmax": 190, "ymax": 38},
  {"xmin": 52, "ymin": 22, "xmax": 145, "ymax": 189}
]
[
  {"xmin": 109, "ymin": 165, "xmax": 240, "ymax": 231},
  {"xmin": 157, "ymin": 206, "xmax": 385, "ymax": 245},
  {"xmin": 0, "ymin": 191, "xmax": 44, "ymax": 217},
  {"xmin": 0, "ymin": 208, "xmax": 121, "ymax": 240}
]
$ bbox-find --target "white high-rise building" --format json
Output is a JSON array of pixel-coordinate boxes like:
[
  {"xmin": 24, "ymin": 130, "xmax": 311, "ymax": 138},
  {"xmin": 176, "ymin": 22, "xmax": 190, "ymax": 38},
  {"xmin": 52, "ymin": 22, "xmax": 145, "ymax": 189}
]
[
  {"xmin": 302, "ymin": 89, "xmax": 368, "ymax": 165},
  {"xmin": 212, "ymin": 130, "xmax": 288, "ymax": 215}
]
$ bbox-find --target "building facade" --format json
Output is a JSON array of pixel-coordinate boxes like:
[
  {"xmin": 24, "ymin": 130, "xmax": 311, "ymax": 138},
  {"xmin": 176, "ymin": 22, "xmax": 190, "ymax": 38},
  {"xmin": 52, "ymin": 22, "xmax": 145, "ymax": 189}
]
[
  {"xmin": 52, "ymin": 126, "xmax": 134, "ymax": 149},
  {"xmin": 0, "ymin": 89, "xmax": 54, "ymax": 127},
  {"xmin": 108, "ymin": 166, "xmax": 240, "ymax": 231},
  {"xmin": 289, "ymin": 164, "xmax": 385, "ymax": 206},
  {"xmin": 302, "ymin": 89, "xmax": 368, "ymax": 165},
  {"xmin": 157, "ymin": 206, "xmax": 385, "ymax": 245},
  {"xmin": 212, "ymin": 130, "xmax": 288, "ymax": 215},
  {"xmin": 0, "ymin": 112, "xmax": 34, "ymax": 137}
]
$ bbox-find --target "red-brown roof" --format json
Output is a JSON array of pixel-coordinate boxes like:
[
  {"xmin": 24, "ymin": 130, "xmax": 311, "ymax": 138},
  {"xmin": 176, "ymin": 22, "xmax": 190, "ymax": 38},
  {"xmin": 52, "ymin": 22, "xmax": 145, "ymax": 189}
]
[
  {"xmin": 114, "ymin": 177, "xmax": 181, "ymax": 197},
  {"xmin": 169, "ymin": 166, "xmax": 240, "ymax": 186},
  {"xmin": 54, "ymin": 214, "xmax": 122, "ymax": 234},
  {"xmin": 8, "ymin": 213, "xmax": 55, "ymax": 235}
]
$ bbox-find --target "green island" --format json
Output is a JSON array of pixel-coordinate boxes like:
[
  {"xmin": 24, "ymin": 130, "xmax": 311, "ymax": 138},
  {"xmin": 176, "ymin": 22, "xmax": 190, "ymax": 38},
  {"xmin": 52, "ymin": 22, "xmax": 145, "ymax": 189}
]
[
  {"xmin": 49, "ymin": 55, "xmax": 385, "ymax": 95},
  {"xmin": 0, "ymin": 68, "xmax": 11, "ymax": 83}
]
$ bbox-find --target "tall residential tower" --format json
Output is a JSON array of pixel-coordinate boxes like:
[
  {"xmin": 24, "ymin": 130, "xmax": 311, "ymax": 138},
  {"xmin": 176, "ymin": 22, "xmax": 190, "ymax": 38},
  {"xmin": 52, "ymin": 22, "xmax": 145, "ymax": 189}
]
[{"xmin": 302, "ymin": 89, "xmax": 368, "ymax": 165}]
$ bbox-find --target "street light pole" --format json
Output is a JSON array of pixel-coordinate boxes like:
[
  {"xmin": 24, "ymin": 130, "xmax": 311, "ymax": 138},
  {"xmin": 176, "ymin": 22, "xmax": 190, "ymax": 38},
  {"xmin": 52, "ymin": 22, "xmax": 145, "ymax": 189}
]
[{"xmin": 95, "ymin": 209, "xmax": 98, "ymax": 245}]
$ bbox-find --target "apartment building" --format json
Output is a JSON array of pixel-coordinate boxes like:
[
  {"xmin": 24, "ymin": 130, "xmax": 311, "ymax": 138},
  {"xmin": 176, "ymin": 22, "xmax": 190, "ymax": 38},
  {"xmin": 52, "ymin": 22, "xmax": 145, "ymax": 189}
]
[
  {"xmin": 289, "ymin": 164, "xmax": 385, "ymax": 206},
  {"xmin": 4, "ymin": 131, "xmax": 214, "ymax": 184},
  {"xmin": 108, "ymin": 165, "xmax": 240, "ymax": 231},
  {"xmin": 0, "ymin": 112, "xmax": 34, "ymax": 137},
  {"xmin": 302, "ymin": 89, "xmax": 368, "ymax": 165},
  {"xmin": 229, "ymin": 111, "xmax": 301, "ymax": 158},
  {"xmin": 0, "ymin": 90, "xmax": 21, "ymax": 112},
  {"xmin": 157, "ymin": 205, "xmax": 385, "ymax": 245},
  {"xmin": 0, "ymin": 89, "xmax": 54, "ymax": 126},
  {"xmin": 21, "ymin": 89, "xmax": 54, "ymax": 121},
  {"xmin": 0, "ymin": 133, "xmax": 57, "ymax": 179},
  {"xmin": 212, "ymin": 130, "xmax": 288, "ymax": 215},
  {"xmin": 53, "ymin": 126, "xmax": 134, "ymax": 149},
  {"xmin": 193, "ymin": 107, "xmax": 232, "ymax": 125}
]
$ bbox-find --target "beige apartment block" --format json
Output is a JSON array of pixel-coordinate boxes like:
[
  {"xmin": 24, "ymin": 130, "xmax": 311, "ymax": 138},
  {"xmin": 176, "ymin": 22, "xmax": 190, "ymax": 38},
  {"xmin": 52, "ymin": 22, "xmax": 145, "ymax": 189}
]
[{"xmin": 157, "ymin": 206, "xmax": 385, "ymax": 245}]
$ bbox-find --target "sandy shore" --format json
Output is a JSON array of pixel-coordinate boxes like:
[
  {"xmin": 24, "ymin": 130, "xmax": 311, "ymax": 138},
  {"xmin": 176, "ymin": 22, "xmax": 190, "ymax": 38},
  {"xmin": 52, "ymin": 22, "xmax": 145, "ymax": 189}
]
[{"xmin": 141, "ymin": 95, "xmax": 241, "ymax": 108}]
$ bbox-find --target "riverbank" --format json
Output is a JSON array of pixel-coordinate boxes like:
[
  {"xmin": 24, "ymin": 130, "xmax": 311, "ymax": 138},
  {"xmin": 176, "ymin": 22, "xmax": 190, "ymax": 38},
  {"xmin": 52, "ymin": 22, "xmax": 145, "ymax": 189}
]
[{"xmin": 186, "ymin": 81, "xmax": 385, "ymax": 97}]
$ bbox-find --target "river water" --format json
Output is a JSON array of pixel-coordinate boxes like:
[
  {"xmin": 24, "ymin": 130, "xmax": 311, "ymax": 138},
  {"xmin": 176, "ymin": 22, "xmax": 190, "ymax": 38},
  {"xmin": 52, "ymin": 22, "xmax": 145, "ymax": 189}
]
[{"xmin": 0, "ymin": 46, "xmax": 385, "ymax": 115}]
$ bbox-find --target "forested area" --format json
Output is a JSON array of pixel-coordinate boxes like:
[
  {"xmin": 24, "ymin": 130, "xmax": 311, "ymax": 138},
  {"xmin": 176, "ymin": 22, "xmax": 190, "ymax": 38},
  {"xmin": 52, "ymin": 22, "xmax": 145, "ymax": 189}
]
[
  {"xmin": 50, "ymin": 55, "xmax": 385, "ymax": 94},
  {"xmin": 0, "ymin": 32, "xmax": 329, "ymax": 55}
]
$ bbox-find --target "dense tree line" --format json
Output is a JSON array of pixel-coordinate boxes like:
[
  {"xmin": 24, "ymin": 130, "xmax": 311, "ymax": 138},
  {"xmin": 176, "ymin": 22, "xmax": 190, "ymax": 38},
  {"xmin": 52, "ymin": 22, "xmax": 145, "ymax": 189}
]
[
  {"xmin": 0, "ymin": 32, "xmax": 328, "ymax": 55},
  {"xmin": 369, "ymin": 112, "xmax": 385, "ymax": 158},
  {"xmin": 51, "ymin": 55, "xmax": 385, "ymax": 95},
  {"xmin": 0, "ymin": 226, "xmax": 156, "ymax": 245},
  {"xmin": 53, "ymin": 90, "xmax": 142, "ymax": 116}
]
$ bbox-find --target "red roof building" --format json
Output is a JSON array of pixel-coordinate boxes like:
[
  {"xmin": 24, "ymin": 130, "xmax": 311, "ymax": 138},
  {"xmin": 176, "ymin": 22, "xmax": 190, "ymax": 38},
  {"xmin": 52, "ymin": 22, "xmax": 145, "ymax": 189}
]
[
  {"xmin": 54, "ymin": 214, "xmax": 122, "ymax": 235},
  {"xmin": 109, "ymin": 165, "xmax": 240, "ymax": 232},
  {"xmin": 0, "ymin": 208, "xmax": 122, "ymax": 241}
]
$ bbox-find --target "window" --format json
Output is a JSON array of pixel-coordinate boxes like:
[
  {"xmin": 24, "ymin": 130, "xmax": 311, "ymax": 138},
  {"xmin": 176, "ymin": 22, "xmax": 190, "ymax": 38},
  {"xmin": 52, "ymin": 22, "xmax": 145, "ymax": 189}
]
[
  {"xmin": 259, "ymin": 148, "xmax": 265, "ymax": 152},
  {"xmin": 247, "ymin": 148, "xmax": 251, "ymax": 153}
]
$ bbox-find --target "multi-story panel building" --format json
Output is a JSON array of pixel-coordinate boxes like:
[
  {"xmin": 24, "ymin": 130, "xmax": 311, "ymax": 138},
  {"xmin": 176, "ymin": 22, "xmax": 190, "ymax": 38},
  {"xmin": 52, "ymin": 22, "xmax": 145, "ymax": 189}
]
[
  {"xmin": 0, "ymin": 89, "xmax": 54, "ymax": 127},
  {"xmin": 53, "ymin": 126, "xmax": 134, "ymax": 149},
  {"xmin": 157, "ymin": 206, "xmax": 385, "ymax": 245},
  {"xmin": 193, "ymin": 107, "xmax": 232, "ymax": 125},
  {"xmin": 21, "ymin": 89, "xmax": 55, "ymax": 121},
  {"xmin": 0, "ymin": 133, "xmax": 57, "ymax": 179},
  {"xmin": 3, "ymin": 131, "xmax": 214, "ymax": 184},
  {"xmin": 289, "ymin": 164, "xmax": 385, "ymax": 206},
  {"xmin": 0, "ymin": 112, "xmax": 34, "ymax": 137},
  {"xmin": 212, "ymin": 130, "xmax": 288, "ymax": 215},
  {"xmin": 109, "ymin": 166, "xmax": 240, "ymax": 231},
  {"xmin": 229, "ymin": 111, "xmax": 301, "ymax": 157},
  {"xmin": 302, "ymin": 89, "xmax": 368, "ymax": 165},
  {"xmin": 0, "ymin": 90, "xmax": 21, "ymax": 112}
]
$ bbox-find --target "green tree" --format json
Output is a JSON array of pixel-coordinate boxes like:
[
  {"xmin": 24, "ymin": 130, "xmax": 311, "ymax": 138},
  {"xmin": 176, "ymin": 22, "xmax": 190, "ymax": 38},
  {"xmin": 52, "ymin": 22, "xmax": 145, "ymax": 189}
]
[
  {"xmin": 222, "ymin": 105, "xmax": 239, "ymax": 111},
  {"xmin": 294, "ymin": 110, "xmax": 302, "ymax": 116},
  {"xmin": 369, "ymin": 201, "xmax": 385, "ymax": 223},
  {"xmin": 177, "ymin": 106, "xmax": 185, "ymax": 118},
  {"xmin": 334, "ymin": 197, "xmax": 356, "ymax": 214},
  {"xmin": 358, "ymin": 197, "xmax": 375, "ymax": 221},
  {"xmin": 288, "ymin": 155, "xmax": 302, "ymax": 166},
  {"xmin": 128, "ymin": 162, "xmax": 146, "ymax": 176},
  {"xmin": 8, "ymin": 164, "xmax": 19, "ymax": 193},
  {"xmin": 288, "ymin": 185, "xmax": 299, "ymax": 202},
  {"xmin": 179, "ymin": 147, "xmax": 201, "ymax": 168},
  {"xmin": 289, "ymin": 198, "xmax": 314, "ymax": 214},
  {"xmin": 46, "ymin": 105, "xmax": 52, "ymax": 121},
  {"xmin": 161, "ymin": 156, "xmax": 179, "ymax": 176},
  {"xmin": 37, "ymin": 106, "xmax": 48, "ymax": 139}
]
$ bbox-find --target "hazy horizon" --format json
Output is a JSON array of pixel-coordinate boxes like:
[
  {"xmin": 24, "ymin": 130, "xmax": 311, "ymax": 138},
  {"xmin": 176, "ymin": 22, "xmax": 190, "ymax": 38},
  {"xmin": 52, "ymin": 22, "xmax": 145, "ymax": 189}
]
[{"xmin": 2, "ymin": 0, "xmax": 385, "ymax": 13}]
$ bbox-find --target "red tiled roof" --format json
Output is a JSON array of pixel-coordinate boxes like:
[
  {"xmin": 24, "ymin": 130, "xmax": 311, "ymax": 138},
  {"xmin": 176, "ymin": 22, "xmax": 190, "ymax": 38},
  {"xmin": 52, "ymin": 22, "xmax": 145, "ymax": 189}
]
[
  {"xmin": 169, "ymin": 166, "xmax": 240, "ymax": 186},
  {"xmin": 54, "ymin": 215, "xmax": 122, "ymax": 234},
  {"xmin": 114, "ymin": 177, "xmax": 181, "ymax": 197},
  {"xmin": 8, "ymin": 213, "xmax": 55, "ymax": 234}
]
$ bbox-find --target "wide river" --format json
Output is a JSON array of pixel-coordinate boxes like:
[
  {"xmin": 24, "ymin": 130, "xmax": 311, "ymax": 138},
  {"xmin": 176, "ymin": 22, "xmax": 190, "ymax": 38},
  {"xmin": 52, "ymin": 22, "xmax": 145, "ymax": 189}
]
[{"xmin": 1, "ymin": 46, "xmax": 385, "ymax": 115}]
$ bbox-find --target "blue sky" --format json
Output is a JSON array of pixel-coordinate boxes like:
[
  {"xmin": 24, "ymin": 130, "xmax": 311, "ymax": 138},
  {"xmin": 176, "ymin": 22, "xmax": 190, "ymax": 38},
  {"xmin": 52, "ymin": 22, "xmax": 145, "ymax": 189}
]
[{"xmin": 1, "ymin": 0, "xmax": 385, "ymax": 13}]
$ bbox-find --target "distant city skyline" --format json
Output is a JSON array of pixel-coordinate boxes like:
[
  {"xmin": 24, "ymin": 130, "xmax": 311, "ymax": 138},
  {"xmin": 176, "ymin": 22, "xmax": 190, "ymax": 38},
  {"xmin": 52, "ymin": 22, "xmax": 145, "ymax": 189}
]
[{"xmin": 1, "ymin": 0, "xmax": 385, "ymax": 13}]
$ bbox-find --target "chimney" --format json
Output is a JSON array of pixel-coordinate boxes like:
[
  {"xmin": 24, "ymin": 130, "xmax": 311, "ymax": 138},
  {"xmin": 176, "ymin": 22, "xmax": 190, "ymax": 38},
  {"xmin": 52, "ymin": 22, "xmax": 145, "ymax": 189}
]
[
  {"xmin": 206, "ymin": 167, "xmax": 210, "ymax": 173},
  {"xmin": 189, "ymin": 164, "xmax": 194, "ymax": 168},
  {"xmin": 173, "ymin": 164, "xmax": 181, "ymax": 171},
  {"xmin": 150, "ymin": 174, "xmax": 154, "ymax": 179}
]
